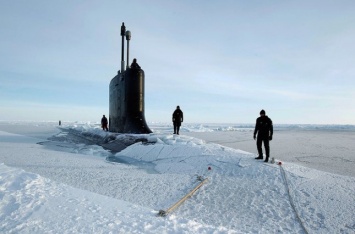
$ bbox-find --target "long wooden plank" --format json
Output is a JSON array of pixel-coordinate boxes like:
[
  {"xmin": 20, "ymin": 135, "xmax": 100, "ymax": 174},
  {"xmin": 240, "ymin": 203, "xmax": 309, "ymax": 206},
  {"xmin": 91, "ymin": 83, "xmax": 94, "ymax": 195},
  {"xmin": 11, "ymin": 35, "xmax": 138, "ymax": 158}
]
[{"xmin": 158, "ymin": 178, "xmax": 208, "ymax": 217}]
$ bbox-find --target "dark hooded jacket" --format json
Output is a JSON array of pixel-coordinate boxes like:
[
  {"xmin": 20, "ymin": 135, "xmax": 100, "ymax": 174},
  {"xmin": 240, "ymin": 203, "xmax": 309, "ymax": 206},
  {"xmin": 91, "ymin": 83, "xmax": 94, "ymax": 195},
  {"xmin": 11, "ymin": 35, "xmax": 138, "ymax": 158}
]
[
  {"xmin": 172, "ymin": 109, "xmax": 183, "ymax": 124},
  {"xmin": 254, "ymin": 115, "xmax": 273, "ymax": 139},
  {"xmin": 101, "ymin": 116, "xmax": 108, "ymax": 125}
]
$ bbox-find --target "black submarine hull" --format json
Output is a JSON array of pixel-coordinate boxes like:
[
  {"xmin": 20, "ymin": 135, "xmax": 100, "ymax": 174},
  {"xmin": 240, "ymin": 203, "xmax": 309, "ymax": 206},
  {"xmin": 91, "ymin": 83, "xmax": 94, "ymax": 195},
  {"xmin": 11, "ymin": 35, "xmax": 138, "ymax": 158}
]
[{"xmin": 109, "ymin": 67, "xmax": 152, "ymax": 134}]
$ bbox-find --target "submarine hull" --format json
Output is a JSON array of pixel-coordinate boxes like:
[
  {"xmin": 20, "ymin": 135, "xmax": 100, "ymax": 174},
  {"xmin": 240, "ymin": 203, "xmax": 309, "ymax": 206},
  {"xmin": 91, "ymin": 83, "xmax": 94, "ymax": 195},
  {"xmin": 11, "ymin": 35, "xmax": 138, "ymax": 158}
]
[{"xmin": 109, "ymin": 67, "xmax": 152, "ymax": 134}]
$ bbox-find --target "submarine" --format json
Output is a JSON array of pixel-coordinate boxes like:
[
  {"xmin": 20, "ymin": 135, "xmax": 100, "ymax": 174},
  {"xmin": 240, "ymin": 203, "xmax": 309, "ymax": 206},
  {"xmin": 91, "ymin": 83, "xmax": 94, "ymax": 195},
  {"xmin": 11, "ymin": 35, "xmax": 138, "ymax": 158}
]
[{"xmin": 109, "ymin": 22, "xmax": 152, "ymax": 134}]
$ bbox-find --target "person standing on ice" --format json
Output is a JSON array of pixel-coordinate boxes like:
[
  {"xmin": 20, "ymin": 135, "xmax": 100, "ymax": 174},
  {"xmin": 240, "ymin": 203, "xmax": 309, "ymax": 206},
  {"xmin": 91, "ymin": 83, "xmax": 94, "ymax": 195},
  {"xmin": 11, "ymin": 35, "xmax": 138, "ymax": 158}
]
[
  {"xmin": 172, "ymin": 106, "xmax": 183, "ymax": 135},
  {"xmin": 101, "ymin": 115, "xmax": 108, "ymax": 131},
  {"xmin": 254, "ymin": 109, "xmax": 273, "ymax": 162}
]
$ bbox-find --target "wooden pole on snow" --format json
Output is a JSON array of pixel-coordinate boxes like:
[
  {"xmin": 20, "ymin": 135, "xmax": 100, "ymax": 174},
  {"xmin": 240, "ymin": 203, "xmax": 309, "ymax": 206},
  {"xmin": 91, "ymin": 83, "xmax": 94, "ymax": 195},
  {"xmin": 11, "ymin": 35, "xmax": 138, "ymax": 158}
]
[{"xmin": 158, "ymin": 178, "xmax": 208, "ymax": 217}]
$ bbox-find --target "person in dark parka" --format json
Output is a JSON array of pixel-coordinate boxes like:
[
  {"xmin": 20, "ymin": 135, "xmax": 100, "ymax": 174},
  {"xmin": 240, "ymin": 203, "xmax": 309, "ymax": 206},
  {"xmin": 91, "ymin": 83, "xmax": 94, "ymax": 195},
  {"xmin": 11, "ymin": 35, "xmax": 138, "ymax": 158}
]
[
  {"xmin": 101, "ymin": 115, "xmax": 108, "ymax": 131},
  {"xmin": 172, "ymin": 106, "xmax": 183, "ymax": 135},
  {"xmin": 130, "ymin": 58, "xmax": 141, "ymax": 69},
  {"xmin": 254, "ymin": 109, "xmax": 273, "ymax": 162}
]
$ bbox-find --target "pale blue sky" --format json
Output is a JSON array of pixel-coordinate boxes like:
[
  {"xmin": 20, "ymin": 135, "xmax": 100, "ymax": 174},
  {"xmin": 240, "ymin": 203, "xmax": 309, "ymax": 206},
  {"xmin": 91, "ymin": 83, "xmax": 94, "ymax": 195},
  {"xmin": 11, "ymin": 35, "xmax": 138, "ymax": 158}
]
[{"xmin": 1, "ymin": 0, "xmax": 355, "ymax": 124}]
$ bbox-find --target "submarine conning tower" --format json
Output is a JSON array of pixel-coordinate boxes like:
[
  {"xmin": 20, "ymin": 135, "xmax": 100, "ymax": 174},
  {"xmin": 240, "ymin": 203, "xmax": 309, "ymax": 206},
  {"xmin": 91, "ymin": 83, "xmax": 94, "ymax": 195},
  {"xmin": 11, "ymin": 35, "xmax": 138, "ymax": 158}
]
[{"xmin": 109, "ymin": 22, "xmax": 152, "ymax": 134}]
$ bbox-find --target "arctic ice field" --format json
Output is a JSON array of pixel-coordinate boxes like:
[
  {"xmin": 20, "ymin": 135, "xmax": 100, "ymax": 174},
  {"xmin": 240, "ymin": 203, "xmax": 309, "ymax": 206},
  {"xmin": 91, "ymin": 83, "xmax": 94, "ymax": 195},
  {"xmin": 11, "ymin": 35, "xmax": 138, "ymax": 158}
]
[{"xmin": 0, "ymin": 121, "xmax": 354, "ymax": 233}]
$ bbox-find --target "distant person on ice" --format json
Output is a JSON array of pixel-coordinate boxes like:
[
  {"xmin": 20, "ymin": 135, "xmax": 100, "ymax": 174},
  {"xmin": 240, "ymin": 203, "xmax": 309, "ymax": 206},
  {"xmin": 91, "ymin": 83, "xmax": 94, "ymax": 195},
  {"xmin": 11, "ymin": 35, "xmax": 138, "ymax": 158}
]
[
  {"xmin": 254, "ymin": 109, "xmax": 273, "ymax": 162},
  {"xmin": 101, "ymin": 115, "xmax": 108, "ymax": 131},
  {"xmin": 172, "ymin": 106, "xmax": 183, "ymax": 135}
]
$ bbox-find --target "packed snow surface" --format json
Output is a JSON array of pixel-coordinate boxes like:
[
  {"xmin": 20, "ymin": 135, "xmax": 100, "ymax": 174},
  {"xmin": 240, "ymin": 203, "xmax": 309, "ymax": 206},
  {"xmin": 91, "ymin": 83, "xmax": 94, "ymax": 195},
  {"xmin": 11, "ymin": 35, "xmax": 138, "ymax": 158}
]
[{"xmin": 0, "ymin": 122, "xmax": 354, "ymax": 233}]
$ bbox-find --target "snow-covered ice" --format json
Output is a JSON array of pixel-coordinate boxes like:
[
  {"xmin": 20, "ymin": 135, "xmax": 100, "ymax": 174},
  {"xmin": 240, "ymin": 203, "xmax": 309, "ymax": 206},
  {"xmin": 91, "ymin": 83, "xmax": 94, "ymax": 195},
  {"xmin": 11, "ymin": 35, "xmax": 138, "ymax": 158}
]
[
  {"xmin": 180, "ymin": 123, "xmax": 355, "ymax": 178},
  {"xmin": 0, "ymin": 121, "xmax": 354, "ymax": 233}
]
